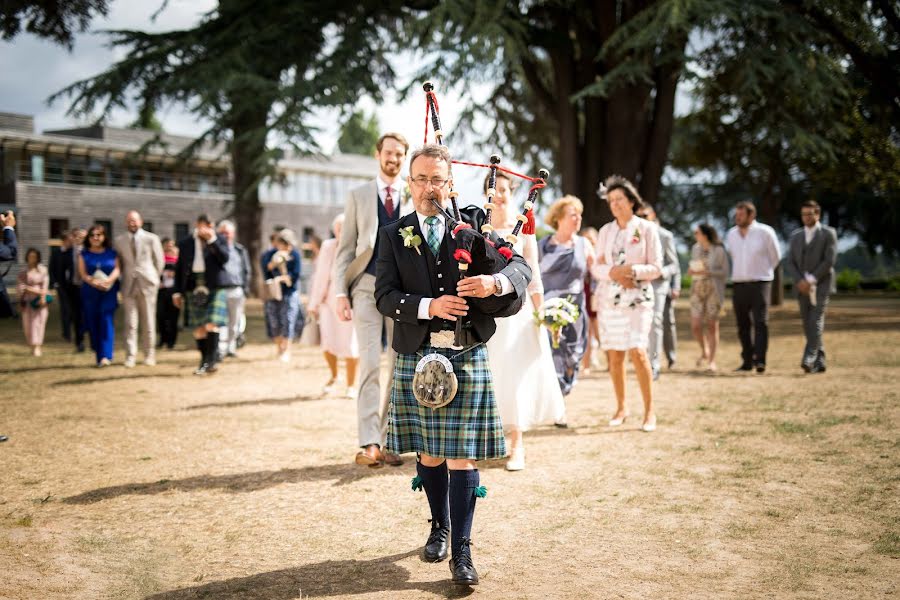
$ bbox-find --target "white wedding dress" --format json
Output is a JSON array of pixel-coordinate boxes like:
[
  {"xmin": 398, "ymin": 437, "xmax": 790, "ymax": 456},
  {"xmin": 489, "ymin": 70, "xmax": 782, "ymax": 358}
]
[{"xmin": 487, "ymin": 227, "xmax": 566, "ymax": 431}]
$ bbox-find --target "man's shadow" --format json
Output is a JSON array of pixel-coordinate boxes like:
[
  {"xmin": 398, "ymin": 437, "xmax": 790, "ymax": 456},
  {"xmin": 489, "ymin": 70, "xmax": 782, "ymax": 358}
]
[{"xmin": 143, "ymin": 549, "xmax": 475, "ymax": 599}]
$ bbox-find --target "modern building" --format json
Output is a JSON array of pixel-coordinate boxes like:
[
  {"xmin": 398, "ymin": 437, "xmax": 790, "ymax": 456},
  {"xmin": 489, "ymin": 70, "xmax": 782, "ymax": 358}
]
[{"xmin": 0, "ymin": 111, "xmax": 377, "ymax": 291}]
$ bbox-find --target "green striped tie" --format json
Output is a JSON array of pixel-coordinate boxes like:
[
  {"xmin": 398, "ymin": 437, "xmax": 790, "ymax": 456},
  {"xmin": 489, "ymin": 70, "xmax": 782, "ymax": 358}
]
[{"xmin": 425, "ymin": 216, "xmax": 441, "ymax": 256}]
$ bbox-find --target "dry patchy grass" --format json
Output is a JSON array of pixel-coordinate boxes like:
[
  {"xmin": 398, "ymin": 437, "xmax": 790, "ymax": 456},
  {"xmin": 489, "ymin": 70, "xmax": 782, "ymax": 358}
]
[{"xmin": 1, "ymin": 296, "xmax": 898, "ymax": 599}]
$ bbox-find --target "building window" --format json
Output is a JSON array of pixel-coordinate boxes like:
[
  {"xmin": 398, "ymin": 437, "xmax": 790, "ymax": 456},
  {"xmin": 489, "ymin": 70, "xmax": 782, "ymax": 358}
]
[
  {"xmin": 49, "ymin": 218, "xmax": 69, "ymax": 242},
  {"xmin": 174, "ymin": 222, "xmax": 189, "ymax": 241},
  {"xmin": 143, "ymin": 222, "xmax": 153, "ymax": 233},
  {"xmin": 31, "ymin": 155, "xmax": 45, "ymax": 184},
  {"xmin": 95, "ymin": 219, "xmax": 113, "ymax": 239}
]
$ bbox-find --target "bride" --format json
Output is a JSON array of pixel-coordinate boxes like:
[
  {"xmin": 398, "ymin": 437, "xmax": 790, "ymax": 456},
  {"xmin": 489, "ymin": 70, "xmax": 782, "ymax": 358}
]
[{"xmin": 484, "ymin": 169, "xmax": 565, "ymax": 471}]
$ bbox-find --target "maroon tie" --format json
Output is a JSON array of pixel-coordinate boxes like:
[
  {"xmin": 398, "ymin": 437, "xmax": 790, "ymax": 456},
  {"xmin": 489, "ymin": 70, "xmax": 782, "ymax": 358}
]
[{"xmin": 384, "ymin": 186, "xmax": 395, "ymax": 219}]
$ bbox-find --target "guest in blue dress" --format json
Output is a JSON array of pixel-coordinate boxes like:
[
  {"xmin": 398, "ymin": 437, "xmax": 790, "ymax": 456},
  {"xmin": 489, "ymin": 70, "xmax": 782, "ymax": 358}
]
[{"xmin": 78, "ymin": 224, "xmax": 121, "ymax": 366}]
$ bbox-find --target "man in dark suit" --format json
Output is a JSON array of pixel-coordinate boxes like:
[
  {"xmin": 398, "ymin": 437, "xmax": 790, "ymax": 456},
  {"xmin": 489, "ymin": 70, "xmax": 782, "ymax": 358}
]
[
  {"xmin": 60, "ymin": 227, "xmax": 87, "ymax": 352},
  {"xmin": 49, "ymin": 231, "xmax": 73, "ymax": 340},
  {"xmin": 173, "ymin": 214, "xmax": 231, "ymax": 375},
  {"xmin": 784, "ymin": 200, "xmax": 837, "ymax": 373},
  {"xmin": 0, "ymin": 210, "xmax": 18, "ymax": 320},
  {"xmin": 375, "ymin": 144, "xmax": 530, "ymax": 586},
  {"xmin": 1, "ymin": 210, "xmax": 18, "ymax": 442}
]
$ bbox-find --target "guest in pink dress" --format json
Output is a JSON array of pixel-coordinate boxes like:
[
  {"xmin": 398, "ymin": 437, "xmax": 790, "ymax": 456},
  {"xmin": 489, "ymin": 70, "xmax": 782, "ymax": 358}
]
[
  {"xmin": 308, "ymin": 213, "xmax": 360, "ymax": 398},
  {"xmin": 17, "ymin": 248, "xmax": 50, "ymax": 356}
]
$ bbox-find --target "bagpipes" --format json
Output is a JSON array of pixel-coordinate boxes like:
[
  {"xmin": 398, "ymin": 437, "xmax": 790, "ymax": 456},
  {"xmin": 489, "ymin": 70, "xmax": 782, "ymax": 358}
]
[{"xmin": 421, "ymin": 81, "xmax": 549, "ymax": 349}]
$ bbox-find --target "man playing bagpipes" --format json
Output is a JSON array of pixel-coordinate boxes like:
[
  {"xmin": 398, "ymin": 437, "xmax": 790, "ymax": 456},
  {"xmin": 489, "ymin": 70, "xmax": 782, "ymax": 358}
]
[{"xmin": 374, "ymin": 143, "xmax": 531, "ymax": 585}]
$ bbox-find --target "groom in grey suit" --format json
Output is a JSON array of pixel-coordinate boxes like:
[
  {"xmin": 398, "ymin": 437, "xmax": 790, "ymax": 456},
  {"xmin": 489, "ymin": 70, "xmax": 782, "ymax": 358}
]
[
  {"xmin": 115, "ymin": 210, "xmax": 164, "ymax": 367},
  {"xmin": 333, "ymin": 132, "xmax": 412, "ymax": 468},
  {"xmin": 784, "ymin": 200, "xmax": 837, "ymax": 373}
]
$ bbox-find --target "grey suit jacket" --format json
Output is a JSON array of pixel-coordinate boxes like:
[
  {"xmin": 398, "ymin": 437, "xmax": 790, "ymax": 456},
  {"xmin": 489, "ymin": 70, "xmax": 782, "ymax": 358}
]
[
  {"xmin": 332, "ymin": 179, "xmax": 413, "ymax": 296},
  {"xmin": 652, "ymin": 226, "xmax": 681, "ymax": 295},
  {"xmin": 114, "ymin": 229, "xmax": 164, "ymax": 297},
  {"xmin": 784, "ymin": 224, "xmax": 838, "ymax": 294}
]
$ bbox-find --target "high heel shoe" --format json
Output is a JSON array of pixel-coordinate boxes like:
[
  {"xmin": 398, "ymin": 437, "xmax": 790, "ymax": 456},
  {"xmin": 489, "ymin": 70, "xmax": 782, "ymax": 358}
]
[
  {"xmin": 641, "ymin": 416, "xmax": 657, "ymax": 432},
  {"xmin": 505, "ymin": 447, "xmax": 525, "ymax": 471},
  {"xmin": 695, "ymin": 356, "xmax": 707, "ymax": 368},
  {"xmin": 608, "ymin": 413, "xmax": 629, "ymax": 427}
]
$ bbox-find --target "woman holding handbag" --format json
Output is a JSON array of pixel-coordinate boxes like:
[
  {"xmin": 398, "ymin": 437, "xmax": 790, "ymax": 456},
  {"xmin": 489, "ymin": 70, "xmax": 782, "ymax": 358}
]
[
  {"xmin": 16, "ymin": 247, "xmax": 51, "ymax": 356},
  {"xmin": 263, "ymin": 228, "xmax": 301, "ymax": 362}
]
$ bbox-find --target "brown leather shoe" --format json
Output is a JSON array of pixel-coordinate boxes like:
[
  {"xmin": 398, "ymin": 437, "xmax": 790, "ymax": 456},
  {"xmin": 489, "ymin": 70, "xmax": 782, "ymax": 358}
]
[
  {"xmin": 382, "ymin": 451, "xmax": 404, "ymax": 467},
  {"xmin": 355, "ymin": 444, "xmax": 383, "ymax": 467}
]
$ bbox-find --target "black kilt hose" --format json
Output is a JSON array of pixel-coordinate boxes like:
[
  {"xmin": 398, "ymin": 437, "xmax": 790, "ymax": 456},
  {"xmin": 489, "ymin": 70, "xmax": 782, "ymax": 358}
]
[{"xmin": 386, "ymin": 344, "xmax": 505, "ymax": 460}]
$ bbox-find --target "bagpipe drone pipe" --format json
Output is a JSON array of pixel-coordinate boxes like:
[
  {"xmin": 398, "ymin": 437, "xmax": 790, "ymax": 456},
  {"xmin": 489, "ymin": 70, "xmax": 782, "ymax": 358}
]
[{"xmin": 422, "ymin": 81, "xmax": 549, "ymax": 347}]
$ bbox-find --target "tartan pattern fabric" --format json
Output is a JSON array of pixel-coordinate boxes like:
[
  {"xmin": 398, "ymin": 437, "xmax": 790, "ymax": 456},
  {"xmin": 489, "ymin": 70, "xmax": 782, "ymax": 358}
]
[
  {"xmin": 186, "ymin": 288, "xmax": 229, "ymax": 327},
  {"xmin": 385, "ymin": 344, "xmax": 506, "ymax": 460},
  {"xmin": 425, "ymin": 216, "xmax": 441, "ymax": 256}
]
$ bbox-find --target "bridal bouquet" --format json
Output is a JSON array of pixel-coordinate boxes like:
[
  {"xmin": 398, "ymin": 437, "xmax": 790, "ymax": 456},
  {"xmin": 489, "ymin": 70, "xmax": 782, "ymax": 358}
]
[{"xmin": 534, "ymin": 297, "xmax": 580, "ymax": 349}]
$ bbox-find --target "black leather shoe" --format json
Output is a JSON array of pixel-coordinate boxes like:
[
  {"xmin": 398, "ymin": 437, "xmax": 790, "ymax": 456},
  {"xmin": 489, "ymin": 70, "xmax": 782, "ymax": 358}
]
[
  {"xmin": 0, "ymin": 435, "xmax": 8, "ymax": 443},
  {"xmin": 423, "ymin": 520, "xmax": 449, "ymax": 562},
  {"xmin": 450, "ymin": 538, "xmax": 478, "ymax": 585},
  {"xmin": 735, "ymin": 364, "xmax": 753, "ymax": 372},
  {"xmin": 194, "ymin": 362, "xmax": 210, "ymax": 375},
  {"xmin": 755, "ymin": 363, "xmax": 766, "ymax": 373},
  {"xmin": 801, "ymin": 362, "xmax": 812, "ymax": 373},
  {"xmin": 810, "ymin": 363, "xmax": 826, "ymax": 374}
]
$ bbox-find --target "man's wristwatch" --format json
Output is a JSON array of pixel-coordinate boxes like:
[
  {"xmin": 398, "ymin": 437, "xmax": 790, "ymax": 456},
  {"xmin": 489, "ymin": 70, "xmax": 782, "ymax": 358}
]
[{"xmin": 492, "ymin": 274, "xmax": 503, "ymax": 296}]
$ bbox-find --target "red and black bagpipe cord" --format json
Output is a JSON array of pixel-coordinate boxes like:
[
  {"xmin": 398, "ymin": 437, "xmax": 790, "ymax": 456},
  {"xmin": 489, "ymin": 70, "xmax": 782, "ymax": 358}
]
[{"xmin": 422, "ymin": 82, "xmax": 548, "ymax": 349}]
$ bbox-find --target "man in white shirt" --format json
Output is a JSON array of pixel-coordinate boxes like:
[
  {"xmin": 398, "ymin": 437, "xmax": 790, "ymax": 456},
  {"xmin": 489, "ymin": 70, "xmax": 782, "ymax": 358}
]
[
  {"xmin": 725, "ymin": 201, "xmax": 781, "ymax": 373},
  {"xmin": 784, "ymin": 200, "xmax": 837, "ymax": 373},
  {"xmin": 114, "ymin": 211, "xmax": 164, "ymax": 367},
  {"xmin": 333, "ymin": 132, "xmax": 412, "ymax": 468}
]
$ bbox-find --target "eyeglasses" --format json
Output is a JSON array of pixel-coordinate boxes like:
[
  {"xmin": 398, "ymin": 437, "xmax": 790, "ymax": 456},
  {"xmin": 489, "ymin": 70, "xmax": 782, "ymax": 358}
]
[{"xmin": 410, "ymin": 177, "xmax": 449, "ymax": 189}]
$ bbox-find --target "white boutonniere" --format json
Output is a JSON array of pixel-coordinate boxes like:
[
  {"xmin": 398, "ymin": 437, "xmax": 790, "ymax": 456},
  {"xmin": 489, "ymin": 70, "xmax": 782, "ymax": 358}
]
[{"xmin": 399, "ymin": 226, "xmax": 422, "ymax": 255}]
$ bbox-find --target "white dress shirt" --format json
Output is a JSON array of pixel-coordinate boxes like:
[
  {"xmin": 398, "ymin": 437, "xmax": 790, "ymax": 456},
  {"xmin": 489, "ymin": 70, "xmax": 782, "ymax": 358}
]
[
  {"xmin": 415, "ymin": 211, "xmax": 513, "ymax": 320},
  {"xmin": 376, "ymin": 175, "xmax": 402, "ymax": 211},
  {"xmin": 725, "ymin": 221, "xmax": 781, "ymax": 282}
]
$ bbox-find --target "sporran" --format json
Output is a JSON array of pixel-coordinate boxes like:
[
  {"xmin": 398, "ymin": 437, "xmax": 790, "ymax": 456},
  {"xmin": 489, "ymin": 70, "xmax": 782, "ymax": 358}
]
[{"xmin": 412, "ymin": 353, "xmax": 459, "ymax": 410}]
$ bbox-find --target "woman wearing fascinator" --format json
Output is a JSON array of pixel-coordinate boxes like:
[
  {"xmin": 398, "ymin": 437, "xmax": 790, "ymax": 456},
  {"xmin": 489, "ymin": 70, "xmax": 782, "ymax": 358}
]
[{"xmin": 591, "ymin": 176, "xmax": 662, "ymax": 432}]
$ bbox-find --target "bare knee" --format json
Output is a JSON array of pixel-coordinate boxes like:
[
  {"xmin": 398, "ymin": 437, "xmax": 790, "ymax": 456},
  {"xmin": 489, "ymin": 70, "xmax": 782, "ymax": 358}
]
[
  {"xmin": 419, "ymin": 453, "xmax": 446, "ymax": 468},
  {"xmin": 446, "ymin": 458, "xmax": 476, "ymax": 470}
]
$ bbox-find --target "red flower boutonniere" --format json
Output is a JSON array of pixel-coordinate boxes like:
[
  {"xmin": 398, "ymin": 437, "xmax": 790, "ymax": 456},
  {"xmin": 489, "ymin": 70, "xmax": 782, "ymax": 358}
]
[{"xmin": 630, "ymin": 228, "xmax": 641, "ymax": 245}]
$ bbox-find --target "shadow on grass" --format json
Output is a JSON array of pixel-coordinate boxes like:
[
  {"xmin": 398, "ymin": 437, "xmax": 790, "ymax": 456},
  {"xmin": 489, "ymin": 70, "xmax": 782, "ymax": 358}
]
[
  {"xmin": 62, "ymin": 461, "xmax": 415, "ymax": 504},
  {"xmin": 51, "ymin": 373, "xmax": 186, "ymax": 387},
  {"xmin": 183, "ymin": 395, "xmax": 323, "ymax": 410},
  {"xmin": 143, "ymin": 549, "xmax": 473, "ymax": 599},
  {"xmin": 1, "ymin": 363, "xmax": 94, "ymax": 374}
]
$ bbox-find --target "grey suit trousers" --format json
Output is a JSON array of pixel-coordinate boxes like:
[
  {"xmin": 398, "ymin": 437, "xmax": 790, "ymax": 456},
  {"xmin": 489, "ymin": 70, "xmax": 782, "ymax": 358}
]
[
  {"xmin": 662, "ymin": 294, "xmax": 677, "ymax": 365},
  {"xmin": 648, "ymin": 290, "xmax": 669, "ymax": 372},
  {"xmin": 351, "ymin": 273, "xmax": 395, "ymax": 448},
  {"xmin": 798, "ymin": 288, "xmax": 829, "ymax": 367}
]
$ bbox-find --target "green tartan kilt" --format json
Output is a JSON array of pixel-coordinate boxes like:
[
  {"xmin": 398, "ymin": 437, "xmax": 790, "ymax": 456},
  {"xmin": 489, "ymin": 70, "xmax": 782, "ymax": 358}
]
[
  {"xmin": 385, "ymin": 344, "xmax": 506, "ymax": 460},
  {"xmin": 186, "ymin": 288, "xmax": 229, "ymax": 328}
]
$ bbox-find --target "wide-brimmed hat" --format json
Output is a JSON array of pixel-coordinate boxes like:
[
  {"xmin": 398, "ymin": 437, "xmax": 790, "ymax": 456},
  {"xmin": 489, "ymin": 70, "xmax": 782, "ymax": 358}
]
[{"xmin": 276, "ymin": 228, "xmax": 298, "ymax": 248}]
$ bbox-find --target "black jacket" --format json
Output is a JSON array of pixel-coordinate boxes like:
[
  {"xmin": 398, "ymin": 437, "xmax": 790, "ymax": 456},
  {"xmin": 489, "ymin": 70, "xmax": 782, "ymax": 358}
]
[
  {"xmin": 0, "ymin": 226, "xmax": 17, "ymax": 286},
  {"xmin": 174, "ymin": 233, "xmax": 231, "ymax": 293},
  {"xmin": 375, "ymin": 207, "xmax": 531, "ymax": 354}
]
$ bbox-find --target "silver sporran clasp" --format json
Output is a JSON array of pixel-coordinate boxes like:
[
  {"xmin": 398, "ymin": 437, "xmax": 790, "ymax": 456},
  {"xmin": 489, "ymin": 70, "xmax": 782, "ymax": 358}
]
[{"xmin": 412, "ymin": 353, "xmax": 458, "ymax": 410}]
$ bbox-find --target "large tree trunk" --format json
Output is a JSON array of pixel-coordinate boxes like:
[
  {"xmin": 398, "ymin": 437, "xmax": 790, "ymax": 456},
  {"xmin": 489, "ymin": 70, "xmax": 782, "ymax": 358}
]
[{"xmin": 229, "ymin": 107, "xmax": 269, "ymax": 297}]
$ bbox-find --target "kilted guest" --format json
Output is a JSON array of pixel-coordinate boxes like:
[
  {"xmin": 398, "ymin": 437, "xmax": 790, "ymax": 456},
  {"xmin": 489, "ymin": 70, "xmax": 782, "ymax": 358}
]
[
  {"xmin": 78, "ymin": 224, "xmax": 121, "ymax": 367},
  {"xmin": 688, "ymin": 224, "xmax": 729, "ymax": 371},
  {"xmin": 173, "ymin": 214, "xmax": 230, "ymax": 375},
  {"xmin": 156, "ymin": 238, "xmax": 180, "ymax": 349},
  {"xmin": 308, "ymin": 213, "xmax": 360, "ymax": 398},
  {"xmin": 591, "ymin": 175, "xmax": 662, "ymax": 432},
  {"xmin": 16, "ymin": 248, "xmax": 50, "ymax": 357},
  {"xmin": 262, "ymin": 228, "xmax": 301, "ymax": 363},
  {"xmin": 538, "ymin": 196, "xmax": 595, "ymax": 408},
  {"xmin": 375, "ymin": 144, "xmax": 531, "ymax": 585},
  {"xmin": 484, "ymin": 170, "xmax": 565, "ymax": 471}
]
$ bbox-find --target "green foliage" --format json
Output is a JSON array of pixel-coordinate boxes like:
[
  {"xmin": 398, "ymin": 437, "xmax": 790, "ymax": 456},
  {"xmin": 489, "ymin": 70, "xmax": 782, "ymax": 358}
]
[
  {"xmin": 887, "ymin": 277, "xmax": 900, "ymax": 292},
  {"xmin": 836, "ymin": 268, "xmax": 863, "ymax": 291},
  {"xmin": 337, "ymin": 110, "xmax": 379, "ymax": 155},
  {"xmin": 0, "ymin": 0, "xmax": 109, "ymax": 49}
]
